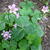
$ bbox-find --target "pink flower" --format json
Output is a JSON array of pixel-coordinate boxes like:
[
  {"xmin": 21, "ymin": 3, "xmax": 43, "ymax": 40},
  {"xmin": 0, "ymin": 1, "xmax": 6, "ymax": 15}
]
[
  {"xmin": 13, "ymin": 24, "xmax": 17, "ymax": 28},
  {"xmin": 42, "ymin": 6, "xmax": 49, "ymax": 13},
  {"xmin": 16, "ymin": 13, "xmax": 20, "ymax": 19},
  {"xmin": 8, "ymin": 4, "xmax": 19, "ymax": 14},
  {"xmin": 1, "ymin": 30, "xmax": 11, "ymax": 40}
]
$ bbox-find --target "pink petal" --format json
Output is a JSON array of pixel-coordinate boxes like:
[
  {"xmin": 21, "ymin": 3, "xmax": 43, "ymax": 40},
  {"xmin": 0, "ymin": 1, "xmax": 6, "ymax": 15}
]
[
  {"xmin": 12, "ymin": 4, "xmax": 16, "ymax": 8},
  {"xmin": 46, "ymin": 6, "xmax": 48, "ymax": 9},
  {"xmin": 15, "ymin": 8, "xmax": 19, "ymax": 11},
  {"xmin": 8, "ymin": 5, "xmax": 12, "ymax": 9},
  {"xmin": 43, "ymin": 6, "xmax": 45, "ymax": 9},
  {"xmin": 4, "ymin": 37, "xmax": 8, "ymax": 40}
]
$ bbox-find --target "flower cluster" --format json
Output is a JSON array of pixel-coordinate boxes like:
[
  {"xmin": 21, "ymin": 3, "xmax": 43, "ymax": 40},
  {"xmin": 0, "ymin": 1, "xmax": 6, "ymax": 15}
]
[
  {"xmin": 1, "ymin": 30, "xmax": 11, "ymax": 40},
  {"xmin": 41, "ymin": 6, "xmax": 49, "ymax": 13},
  {"xmin": 8, "ymin": 4, "xmax": 20, "ymax": 19}
]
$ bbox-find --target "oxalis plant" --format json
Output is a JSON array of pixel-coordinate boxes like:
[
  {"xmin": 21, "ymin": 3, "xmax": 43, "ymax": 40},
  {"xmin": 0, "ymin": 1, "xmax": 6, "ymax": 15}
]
[{"xmin": 0, "ymin": 0, "xmax": 49, "ymax": 50}]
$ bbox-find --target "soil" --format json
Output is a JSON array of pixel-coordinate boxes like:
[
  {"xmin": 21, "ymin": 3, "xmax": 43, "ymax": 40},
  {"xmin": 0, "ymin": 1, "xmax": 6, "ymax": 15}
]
[
  {"xmin": 0, "ymin": 0, "xmax": 50, "ymax": 50},
  {"xmin": 42, "ymin": 17, "xmax": 50, "ymax": 50}
]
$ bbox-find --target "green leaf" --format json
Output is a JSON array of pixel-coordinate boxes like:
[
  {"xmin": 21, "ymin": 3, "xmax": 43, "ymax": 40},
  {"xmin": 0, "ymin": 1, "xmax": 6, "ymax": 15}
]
[
  {"xmin": 18, "ymin": 48, "xmax": 27, "ymax": 50},
  {"xmin": 27, "ymin": 1, "xmax": 34, "ymax": 8},
  {"xmin": 24, "ymin": 23, "xmax": 35, "ymax": 34},
  {"xmin": 0, "ymin": 22, "xmax": 5, "ymax": 30},
  {"xmin": 34, "ymin": 23, "xmax": 44, "ymax": 37},
  {"xmin": 33, "ymin": 9, "xmax": 42, "ymax": 20},
  {"xmin": 0, "ymin": 13, "xmax": 5, "ymax": 21},
  {"xmin": 16, "ymin": 16, "xmax": 30, "ymax": 27},
  {"xmin": 26, "ymin": 34, "xmax": 36, "ymax": 44},
  {"xmin": 31, "ymin": 44, "xmax": 42, "ymax": 50},
  {"xmin": 6, "ymin": 46, "xmax": 17, "ymax": 50},
  {"xmin": 11, "ymin": 27, "xmax": 25, "ymax": 41},
  {"xmin": 19, "ymin": 2, "xmax": 26, "ymax": 8},
  {"xmin": 0, "ymin": 43, "xmax": 3, "ymax": 50},
  {"xmin": 18, "ymin": 39, "xmax": 29, "ymax": 49},
  {"xmin": 20, "ymin": 8, "xmax": 33, "ymax": 16},
  {"xmin": 19, "ymin": 8, "xmax": 28, "ymax": 16},
  {"xmin": 33, "ymin": 36, "xmax": 42, "ymax": 46},
  {"xmin": 2, "ymin": 40, "xmax": 9, "ymax": 48},
  {"xmin": 4, "ymin": 13, "xmax": 16, "ymax": 26},
  {"xmin": 26, "ymin": 33, "xmax": 41, "ymax": 46},
  {"xmin": 19, "ymin": 1, "xmax": 34, "ymax": 8},
  {"xmin": 8, "ymin": 13, "xmax": 16, "ymax": 26},
  {"xmin": 32, "ymin": 17, "xmax": 44, "ymax": 37},
  {"xmin": 10, "ymin": 40, "xmax": 17, "ymax": 47},
  {"xmin": 1, "ymin": 12, "xmax": 16, "ymax": 26},
  {"xmin": 6, "ymin": 40, "xmax": 17, "ymax": 50}
]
